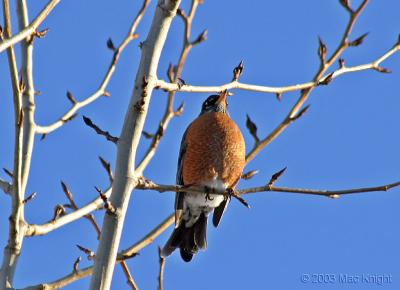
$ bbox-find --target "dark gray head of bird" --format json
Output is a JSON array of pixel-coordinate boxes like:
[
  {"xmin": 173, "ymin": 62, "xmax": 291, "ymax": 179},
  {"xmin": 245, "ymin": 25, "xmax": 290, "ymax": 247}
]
[{"xmin": 200, "ymin": 92, "xmax": 229, "ymax": 115}]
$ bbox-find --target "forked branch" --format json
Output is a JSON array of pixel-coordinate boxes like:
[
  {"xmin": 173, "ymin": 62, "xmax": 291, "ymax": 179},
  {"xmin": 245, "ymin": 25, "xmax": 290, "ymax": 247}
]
[
  {"xmin": 34, "ymin": 0, "xmax": 151, "ymax": 135},
  {"xmin": 0, "ymin": 0, "xmax": 60, "ymax": 53},
  {"xmin": 137, "ymin": 0, "xmax": 206, "ymax": 174}
]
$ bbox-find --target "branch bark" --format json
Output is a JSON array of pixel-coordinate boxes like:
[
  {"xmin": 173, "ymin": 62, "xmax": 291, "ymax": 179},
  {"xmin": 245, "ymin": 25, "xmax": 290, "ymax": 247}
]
[
  {"xmin": 245, "ymin": 0, "xmax": 372, "ymax": 164},
  {"xmin": 155, "ymin": 41, "xmax": 399, "ymax": 94},
  {"xmin": 137, "ymin": 0, "xmax": 205, "ymax": 174},
  {"xmin": 134, "ymin": 178, "xmax": 400, "ymax": 198},
  {"xmin": 25, "ymin": 188, "xmax": 111, "ymax": 237},
  {"xmin": 18, "ymin": 214, "xmax": 174, "ymax": 290},
  {"xmin": 35, "ymin": 0, "xmax": 150, "ymax": 135},
  {"xmin": 0, "ymin": 0, "xmax": 37, "ymax": 287},
  {"xmin": 0, "ymin": 0, "xmax": 60, "ymax": 53},
  {"xmin": 89, "ymin": 1, "xmax": 181, "ymax": 289}
]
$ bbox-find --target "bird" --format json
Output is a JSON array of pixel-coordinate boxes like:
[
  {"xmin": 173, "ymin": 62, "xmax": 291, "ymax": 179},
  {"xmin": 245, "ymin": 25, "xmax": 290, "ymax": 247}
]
[{"xmin": 161, "ymin": 91, "xmax": 246, "ymax": 262}]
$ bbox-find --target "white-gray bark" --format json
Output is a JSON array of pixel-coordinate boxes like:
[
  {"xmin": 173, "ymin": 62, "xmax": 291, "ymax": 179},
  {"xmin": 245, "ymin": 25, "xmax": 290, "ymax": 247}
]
[
  {"xmin": 0, "ymin": 0, "xmax": 37, "ymax": 287},
  {"xmin": 89, "ymin": 1, "xmax": 181, "ymax": 289}
]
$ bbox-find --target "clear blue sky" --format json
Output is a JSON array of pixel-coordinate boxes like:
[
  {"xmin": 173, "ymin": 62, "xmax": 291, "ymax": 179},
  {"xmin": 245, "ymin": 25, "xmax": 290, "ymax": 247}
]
[{"xmin": 1, "ymin": 0, "xmax": 399, "ymax": 289}]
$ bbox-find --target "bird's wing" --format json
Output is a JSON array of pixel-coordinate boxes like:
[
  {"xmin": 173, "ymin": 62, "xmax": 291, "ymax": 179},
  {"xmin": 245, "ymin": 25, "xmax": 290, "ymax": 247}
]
[
  {"xmin": 212, "ymin": 198, "xmax": 229, "ymax": 227},
  {"xmin": 212, "ymin": 174, "xmax": 241, "ymax": 227},
  {"xmin": 174, "ymin": 128, "xmax": 189, "ymax": 227}
]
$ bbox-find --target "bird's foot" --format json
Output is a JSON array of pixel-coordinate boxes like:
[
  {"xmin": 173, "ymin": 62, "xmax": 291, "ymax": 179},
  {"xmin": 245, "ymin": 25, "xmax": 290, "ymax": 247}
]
[{"xmin": 226, "ymin": 187, "xmax": 250, "ymax": 208}]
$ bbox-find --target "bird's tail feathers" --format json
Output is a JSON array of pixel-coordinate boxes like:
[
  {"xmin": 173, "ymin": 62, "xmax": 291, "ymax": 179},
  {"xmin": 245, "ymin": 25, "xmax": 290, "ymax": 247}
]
[{"xmin": 161, "ymin": 213, "xmax": 208, "ymax": 262}]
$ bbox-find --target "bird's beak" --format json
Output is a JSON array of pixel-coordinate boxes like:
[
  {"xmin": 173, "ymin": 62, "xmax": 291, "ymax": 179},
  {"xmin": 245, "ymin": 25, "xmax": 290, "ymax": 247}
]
[{"xmin": 217, "ymin": 90, "xmax": 230, "ymax": 104}]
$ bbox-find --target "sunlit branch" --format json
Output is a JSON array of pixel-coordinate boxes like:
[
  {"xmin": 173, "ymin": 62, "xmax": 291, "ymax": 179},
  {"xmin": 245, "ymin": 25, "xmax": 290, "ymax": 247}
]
[
  {"xmin": 136, "ymin": 0, "xmax": 205, "ymax": 174},
  {"xmin": 0, "ymin": 0, "xmax": 60, "ymax": 53},
  {"xmin": 155, "ymin": 40, "xmax": 399, "ymax": 94},
  {"xmin": 120, "ymin": 262, "xmax": 139, "ymax": 290},
  {"xmin": 0, "ymin": 0, "xmax": 37, "ymax": 286},
  {"xmin": 89, "ymin": 0, "xmax": 181, "ymax": 288},
  {"xmin": 18, "ymin": 214, "xmax": 174, "ymax": 290},
  {"xmin": 35, "ymin": 0, "xmax": 151, "ymax": 135},
  {"xmin": 245, "ymin": 0, "xmax": 373, "ymax": 164},
  {"xmin": 25, "ymin": 188, "xmax": 111, "ymax": 237},
  {"xmin": 134, "ymin": 178, "xmax": 400, "ymax": 198}
]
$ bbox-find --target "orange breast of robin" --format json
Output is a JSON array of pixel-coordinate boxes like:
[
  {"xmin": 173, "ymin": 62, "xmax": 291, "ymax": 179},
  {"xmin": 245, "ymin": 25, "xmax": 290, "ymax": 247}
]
[{"xmin": 182, "ymin": 112, "xmax": 246, "ymax": 188}]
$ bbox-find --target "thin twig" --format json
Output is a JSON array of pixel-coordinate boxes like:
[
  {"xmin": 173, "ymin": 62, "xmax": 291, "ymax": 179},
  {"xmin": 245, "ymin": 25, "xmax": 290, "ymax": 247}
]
[
  {"xmin": 241, "ymin": 170, "xmax": 259, "ymax": 180},
  {"xmin": 157, "ymin": 247, "xmax": 165, "ymax": 290},
  {"xmin": 22, "ymin": 192, "xmax": 37, "ymax": 204},
  {"xmin": 73, "ymin": 257, "xmax": 81, "ymax": 274},
  {"xmin": 76, "ymin": 244, "xmax": 95, "ymax": 260},
  {"xmin": 120, "ymin": 261, "xmax": 139, "ymax": 290},
  {"xmin": 242, "ymin": 181, "xmax": 400, "ymax": 197},
  {"xmin": 62, "ymin": 180, "xmax": 137, "ymax": 289},
  {"xmin": 61, "ymin": 181, "xmax": 101, "ymax": 238},
  {"xmin": 3, "ymin": 168, "xmax": 13, "ymax": 178},
  {"xmin": 82, "ymin": 116, "xmax": 118, "ymax": 144},
  {"xmin": 95, "ymin": 186, "xmax": 116, "ymax": 214},
  {"xmin": 99, "ymin": 156, "xmax": 114, "ymax": 183},
  {"xmin": 25, "ymin": 188, "xmax": 111, "ymax": 237}
]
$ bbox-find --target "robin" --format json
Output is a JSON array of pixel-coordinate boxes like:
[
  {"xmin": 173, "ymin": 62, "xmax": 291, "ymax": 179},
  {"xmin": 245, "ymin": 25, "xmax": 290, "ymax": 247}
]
[{"xmin": 161, "ymin": 91, "xmax": 246, "ymax": 262}]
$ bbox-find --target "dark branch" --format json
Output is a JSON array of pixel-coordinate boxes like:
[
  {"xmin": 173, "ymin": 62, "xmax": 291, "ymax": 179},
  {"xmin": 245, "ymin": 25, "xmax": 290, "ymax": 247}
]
[
  {"xmin": 246, "ymin": 114, "xmax": 260, "ymax": 143},
  {"xmin": 82, "ymin": 115, "xmax": 118, "ymax": 144},
  {"xmin": 267, "ymin": 167, "xmax": 287, "ymax": 187}
]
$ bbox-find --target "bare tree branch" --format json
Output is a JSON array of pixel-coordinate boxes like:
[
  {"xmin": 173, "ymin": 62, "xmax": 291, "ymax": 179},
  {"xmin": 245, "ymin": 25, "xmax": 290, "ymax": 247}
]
[
  {"xmin": 120, "ymin": 261, "xmax": 139, "ymax": 290},
  {"xmin": 25, "ymin": 188, "xmax": 111, "ymax": 237},
  {"xmin": 99, "ymin": 156, "xmax": 114, "ymax": 183},
  {"xmin": 134, "ymin": 177, "xmax": 400, "ymax": 198},
  {"xmin": 20, "ymin": 175, "xmax": 400, "ymax": 287},
  {"xmin": 1, "ymin": 0, "xmax": 398, "ymax": 289},
  {"xmin": 245, "ymin": 0, "xmax": 375, "ymax": 164},
  {"xmin": 76, "ymin": 244, "xmax": 95, "ymax": 260},
  {"xmin": 157, "ymin": 247, "xmax": 165, "ymax": 290},
  {"xmin": 0, "ymin": 0, "xmax": 37, "ymax": 286},
  {"xmin": 240, "ymin": 181, "xmax": 400, "ymax": 197},
  {"xmin": 241, "ymin": 169, "xmax": 259, "ymax": 180},
  {"xmin": 82, "ymin": 116, "xmax": 119, "ymax": 144},
  {"xmin": 245, "ymin": 114, "xmax": 260, "ymax": 144},
  {"xmin": 155, "ymin": 40, "xmax": 399, "ymax": 96},
  {"xmin": 1, "ymin": 0, "xmax": 21, "ymax": 119},
  {"xmin": 137, "ymin": 0, "xmax": 205, "ymax": 174},
  {"xmin": 72, "ymin": 256, "xmax": 81, "ymax": 274},
  {"xmin": 0, "ymin": 0, "xmax": 60, "ymax": 53},
  {"xmin": 90, "ymin": 1, "xmax": 181, "ymax": 288},
  {"xmin": 29, "ymin": 165, "xmax": 379, "ymax": 239},
  {"xmin": 61, "ymin": 181, "xmax": 101, "ymax": 238},
  {"xmin": 64, "ymin": 179, "xmax": 138, "ymax": 290},
  {"xmin": 22, "ymin": 192, "xmax": 37, "ymax": 204},
  {"xmin": 19, "ymin": 214, "xmax": 174, "ymax": 290},
  {"xmin": 34, "ymin": 0, "xmax": 151, "ymax": 135}
]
